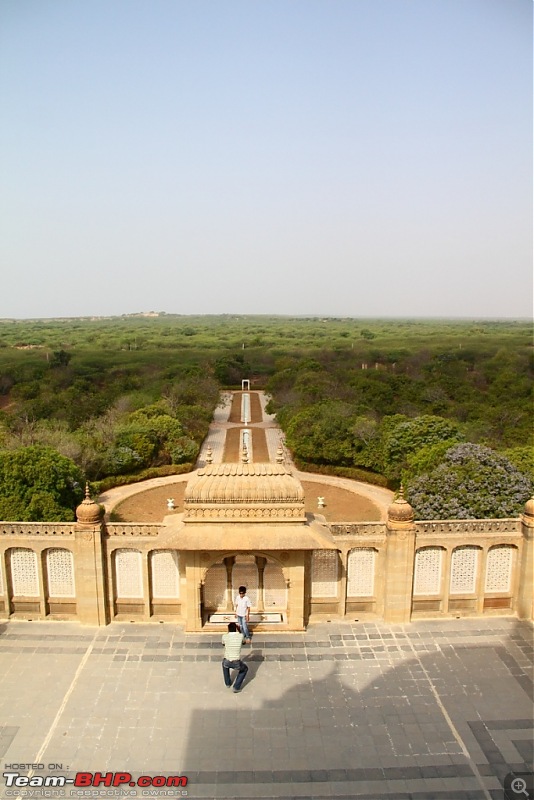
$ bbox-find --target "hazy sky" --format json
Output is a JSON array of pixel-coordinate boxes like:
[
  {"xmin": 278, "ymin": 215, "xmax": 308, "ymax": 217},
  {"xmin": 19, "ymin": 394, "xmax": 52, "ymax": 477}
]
[{"xmin": 0, "ymin": 0, "xmax": 531, "ymax": 319}]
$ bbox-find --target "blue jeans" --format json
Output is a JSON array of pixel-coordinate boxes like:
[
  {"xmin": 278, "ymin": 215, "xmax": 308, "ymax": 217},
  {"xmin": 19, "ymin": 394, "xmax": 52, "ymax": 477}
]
[
  {"xmin": 222, "ymin": 658, "xmax": 248, "ymax": 690},
  {"xmin": 237, "ymin": 616, "xmax": 250, "ymax": 639}
]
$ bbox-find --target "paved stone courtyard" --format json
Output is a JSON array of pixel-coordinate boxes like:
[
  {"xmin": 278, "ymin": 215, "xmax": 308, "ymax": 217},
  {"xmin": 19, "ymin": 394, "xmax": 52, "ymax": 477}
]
[{"xmin": 0, "ymin": 618, "xmax": 532, "ymax": 800}]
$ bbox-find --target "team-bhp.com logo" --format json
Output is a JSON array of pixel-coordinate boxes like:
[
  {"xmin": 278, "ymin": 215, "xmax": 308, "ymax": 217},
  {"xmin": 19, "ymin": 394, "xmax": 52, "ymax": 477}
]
[{"xmin": 3, "ymin": 772, "xmax": 188, "ymax": 795}]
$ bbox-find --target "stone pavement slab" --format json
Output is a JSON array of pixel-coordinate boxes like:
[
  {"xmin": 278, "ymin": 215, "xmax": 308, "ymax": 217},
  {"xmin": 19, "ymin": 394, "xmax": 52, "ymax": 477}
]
[{"xmin": 0, "ymin": 618, "xmax": 532, "ymax": 800}]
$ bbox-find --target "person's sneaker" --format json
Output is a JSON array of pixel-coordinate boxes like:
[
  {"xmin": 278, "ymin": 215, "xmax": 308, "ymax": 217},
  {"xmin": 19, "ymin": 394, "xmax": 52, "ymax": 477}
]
[
  {"xmin": 233, "ymin": 687, "xmax": 242, "ymax": 693},
  {"xmin": 245, "ymin": 639, "xmax": 251, "ymax": 644}
]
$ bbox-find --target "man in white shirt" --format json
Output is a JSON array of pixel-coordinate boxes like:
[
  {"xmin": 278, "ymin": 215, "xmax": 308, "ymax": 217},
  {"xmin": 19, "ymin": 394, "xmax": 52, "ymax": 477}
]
[
  {"xmin": 222, "ymin": 621, "xmax": 248, "ymax": 693},
  {"xmin": 234, "ymin": 585, "xmax": 252, "ymax": 643}
]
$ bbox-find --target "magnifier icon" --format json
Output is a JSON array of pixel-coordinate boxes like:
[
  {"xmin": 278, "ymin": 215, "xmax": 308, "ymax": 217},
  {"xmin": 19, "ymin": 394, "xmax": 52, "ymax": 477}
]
[{"xmin": 511, "ymin": 777, "xmax": 530, "ymax": 798}]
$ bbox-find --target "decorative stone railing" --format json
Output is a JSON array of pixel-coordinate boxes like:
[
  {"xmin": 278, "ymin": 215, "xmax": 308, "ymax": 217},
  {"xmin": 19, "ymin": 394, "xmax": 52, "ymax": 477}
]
[
  {"xmin": 0, "ymin": 523, "xmax": 76, "ymax": 537},
  {"xmin": 184, "ymin": 505, "xmax": 306, "ymax": 521},
  {"xmin": 330, "ymin": 523, "xmax": 387, "ymax": 537},
  {"xmin": 0, "ymin": 518, "xmax": 523, "ymax": 540},
  {"xmin": 415, "ymin": 519, "xmax": 522, "ymax": 535},
  {"xmin": 104, "ymin": 523, "xmax": 160, "ymax": 537}
]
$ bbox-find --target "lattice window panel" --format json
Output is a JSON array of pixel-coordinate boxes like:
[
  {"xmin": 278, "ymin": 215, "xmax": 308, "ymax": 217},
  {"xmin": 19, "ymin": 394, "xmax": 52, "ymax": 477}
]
[
  {"xmin": 232, "ymin": 556, "xmax": 259, "ymax": 608},
  {"xmin": 485, "ymin": 546, "xmax": 514, "ymax": 593},
  {"xmin": 115, "ymin": 549, "xmax": 143, "ymax": 599},
  {"xmin": 10, "ymin": 548, "xmax": 39, "ymax": 597},
  {"xmin": 264, "ymin": 562, "xmax": 287, "ymax": 608},
  {"xmin": 203, "ymin": 562, "xmax": 227, "ymax": 609},
  {"xmin": 151, "ymin": 551, "xmax": 180, "ymax": 599},
  {"xmin": 450, "ymin": 546, "xmax": 479, "ymax": 594},
  {"xmin": 311, "ymin": 550, "xmax": 339, "ymax": 598},
  {"xmin": 46, "ymin": 549, "xmax": 75, "ymax": 597},
  {"xmin": 347, "ymin": 548, "xmax": 376, "ymax": 597},
  {"xmin": 413, "ymin": 547, "xmax": 443, "ymax": 596}
]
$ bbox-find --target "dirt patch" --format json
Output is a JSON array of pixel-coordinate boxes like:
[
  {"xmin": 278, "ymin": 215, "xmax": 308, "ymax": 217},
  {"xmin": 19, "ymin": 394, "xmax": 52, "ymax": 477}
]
[
  {"xmin": 109, "ymin": 479, "xmax": 381, "ymax": 523},
  {"xmin": 301, "ymin": 481, "xmax": 381, "ymax": 522},
  {"xmin": 111, "ymin": 483, "xmax": 187, "ymax": 523},
  {"xmin": 250, "ymin": 429, "xmax": 270, "ymax": 461}
]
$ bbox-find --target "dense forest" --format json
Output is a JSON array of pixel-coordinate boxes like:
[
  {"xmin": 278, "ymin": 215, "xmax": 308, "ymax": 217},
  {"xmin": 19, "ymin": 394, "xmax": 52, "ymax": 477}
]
[{"xmin": 0, "ymin": 315, "xmax": 532, "ymax": 520}]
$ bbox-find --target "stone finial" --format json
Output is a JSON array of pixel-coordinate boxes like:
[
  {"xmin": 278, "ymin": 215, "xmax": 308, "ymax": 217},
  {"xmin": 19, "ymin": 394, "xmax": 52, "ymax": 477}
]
[
  {"xmin": 76, "ymin": 482, "xmax": 104, "ymax": 525},
  {"xmin": 317, "ymin": 496, "xmax": 325, "ymax": 508},
  {"xmin": 242, "ymin": 445, "xmax": 249, "ymax": 464},
  {"xmin": 524, "ymin": 495, "xmax": 534, "ymax": 519},
  {"xmin": 387, "ymin": 485, "xmax": 414, "ymax": 524},
  {"xmin": 276, "ymin": 445, "xmax": 284, "ymax": 464},
  {"xmin": 205, "ymin": 446, "xmax": 213, "ymax": 464}
]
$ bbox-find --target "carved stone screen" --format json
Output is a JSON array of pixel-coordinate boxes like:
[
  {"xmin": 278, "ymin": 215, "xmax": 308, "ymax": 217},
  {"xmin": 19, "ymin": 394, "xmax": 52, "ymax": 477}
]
[
  {"xmin": 115, "ymin": 549, "xmax": 143, "ymax": 598},
  {"xmin": 347, "ymin": 548, "xmax": 376, "ymax": 597},
  {"xmin": 311, "ymin": 550, "xmax": 339, "ymax": 597},
  {"xmin": 46, "ymin": 548, "xmax": 75, "ymax": 597},
  {"xmin": 484, "ymin": 545, "xmax": 514, "ymax": 593},
  {"xmin": 450, "ymin": 546, "xmax": 479, "ymax": 594},
  {"xmin": 0, "ymin": 561, "xmax": 3, "ymax": 595},
  {"xmin": 263, "ymin": 562, "xmax": 287, "ymax": 608},
  {"xmin": 10, "ymin": 548, "xmax": 39, "ymax": 597},
  {"xmin": 232, "ymin": 556, "xmax": 259, "ymax": 608},
  {"xmin": 203, "ymin": 563, "xmax": 227, "ymax": 609},
  {"xmin": 413, "ymin": 547, "xmax": 443, "ymax": 595},
  {"xmin": 150, "ymin": 550, "xmax": 180, "ymax": 599}
]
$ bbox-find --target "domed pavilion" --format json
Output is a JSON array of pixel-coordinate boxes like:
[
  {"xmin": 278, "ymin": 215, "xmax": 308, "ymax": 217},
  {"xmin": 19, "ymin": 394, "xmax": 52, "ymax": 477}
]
[{"xmin": 165, "ymin": 461, "xmax": 337, "ymax": 631}]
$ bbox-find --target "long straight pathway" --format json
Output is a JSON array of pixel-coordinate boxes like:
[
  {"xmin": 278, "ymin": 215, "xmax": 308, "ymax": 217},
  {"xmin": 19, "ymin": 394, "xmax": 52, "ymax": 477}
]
[
  {"xmin": 1, "ymin": 617, "xmax": 532, "ymax": 800},
  {"xmin": 99, "ymin": 390, "xmax": 393, "ymax": 518}
]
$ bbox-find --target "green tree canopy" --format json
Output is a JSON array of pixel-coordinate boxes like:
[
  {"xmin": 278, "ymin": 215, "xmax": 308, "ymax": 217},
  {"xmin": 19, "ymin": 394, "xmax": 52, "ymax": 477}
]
[
  {"xmin": 503, "ymin": 446, "xmax": 534, "ymax": 483},
  {"xmin": 362, "ymin": 414, "xmax": 465, "ymax": 480},
  {"xmin": 103, "ymin": 407, "xmax": 186, "ymax": 473},
  {"xmin": 403, "ymin": 439, "xmax": 464, "ymax": 483},
  {"xmin": 0, "ymin": 445, "xmax": 84, "ymax": 521},
  {"xmin": 285, "ymin": 401, "xmax": 355, "ymax": 465},
  {"xmin": 213, "ymin": 353, "xmax": 250, "ymax": 385}
]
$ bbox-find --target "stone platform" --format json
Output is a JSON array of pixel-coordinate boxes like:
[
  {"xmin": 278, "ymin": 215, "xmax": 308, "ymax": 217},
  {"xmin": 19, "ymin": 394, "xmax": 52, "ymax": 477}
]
[{"xmin": 0, "ymin": 616, "xmax": 532, "ymax": 799}]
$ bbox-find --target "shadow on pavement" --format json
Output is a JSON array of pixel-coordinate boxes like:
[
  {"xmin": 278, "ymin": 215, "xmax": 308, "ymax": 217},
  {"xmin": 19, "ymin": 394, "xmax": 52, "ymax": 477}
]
[{"xmin": 182, "ymin": 619, "xmax": 533, "ymax": 800}]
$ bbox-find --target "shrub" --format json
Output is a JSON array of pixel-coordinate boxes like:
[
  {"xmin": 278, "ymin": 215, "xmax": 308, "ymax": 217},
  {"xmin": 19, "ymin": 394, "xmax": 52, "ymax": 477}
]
[{"xmin": 407, "ymin": 443, "xmax": 532, "ymax": 519}]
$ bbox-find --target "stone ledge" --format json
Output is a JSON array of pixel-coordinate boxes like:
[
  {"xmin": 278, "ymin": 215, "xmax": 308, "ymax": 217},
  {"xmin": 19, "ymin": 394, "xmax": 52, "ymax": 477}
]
[{"xmin": 208, "ymin": 612, "xmax": 283, "ymax": 624}]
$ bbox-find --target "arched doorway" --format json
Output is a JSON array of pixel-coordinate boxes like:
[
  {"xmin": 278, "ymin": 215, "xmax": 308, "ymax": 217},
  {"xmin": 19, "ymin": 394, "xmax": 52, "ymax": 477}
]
[
  {"xmin": 202, "ymin": 554, "xmax": 287, "ymax": 621},
  {"xmin": 232, "ymin": 555, "xmax": 259, "ymax": 607}
]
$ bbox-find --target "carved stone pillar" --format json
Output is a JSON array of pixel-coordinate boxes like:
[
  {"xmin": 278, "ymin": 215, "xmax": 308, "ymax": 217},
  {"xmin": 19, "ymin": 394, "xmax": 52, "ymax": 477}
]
[
  {"xmin": 74, "ymin": 523, "xmax": 108, "ymax": 625},
  {"xmin": 224, "ymin": 555, "xmax": 236, "ymax": 612},
  {"xmin": 74, "ymin": 488, "xmax": 108, "ymax": 625},
  {"xmin": 383, "ymin": 491, "xmax": 416, "ymax": 624},
  {"xmin": 255, "ymin": 556, "xmax": 266, "ymax": 612},
  {"xmin": 183, "ymin": 552, "xmax": 204, "ymax": 632},
  {"xmin": 518, "ymin": 499, "xmax": 534, "ymax": 620},
  {"xmin": 339, "ymin": 548, "xmax": 349, "ymax": 618},
  {"xmin": 286, "ymin": 553, "xmax": 306, "ymax": 630}
]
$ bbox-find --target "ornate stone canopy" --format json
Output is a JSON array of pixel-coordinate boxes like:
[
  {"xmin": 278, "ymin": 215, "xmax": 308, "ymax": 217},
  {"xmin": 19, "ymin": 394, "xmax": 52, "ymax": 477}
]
[
  {"xmin": 184, "ymin": 463, "xmax": 306, "ymax": 523},
  {"xmin": 166, "ymin": 462, "xmax": 337, "ymax": 550}
]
